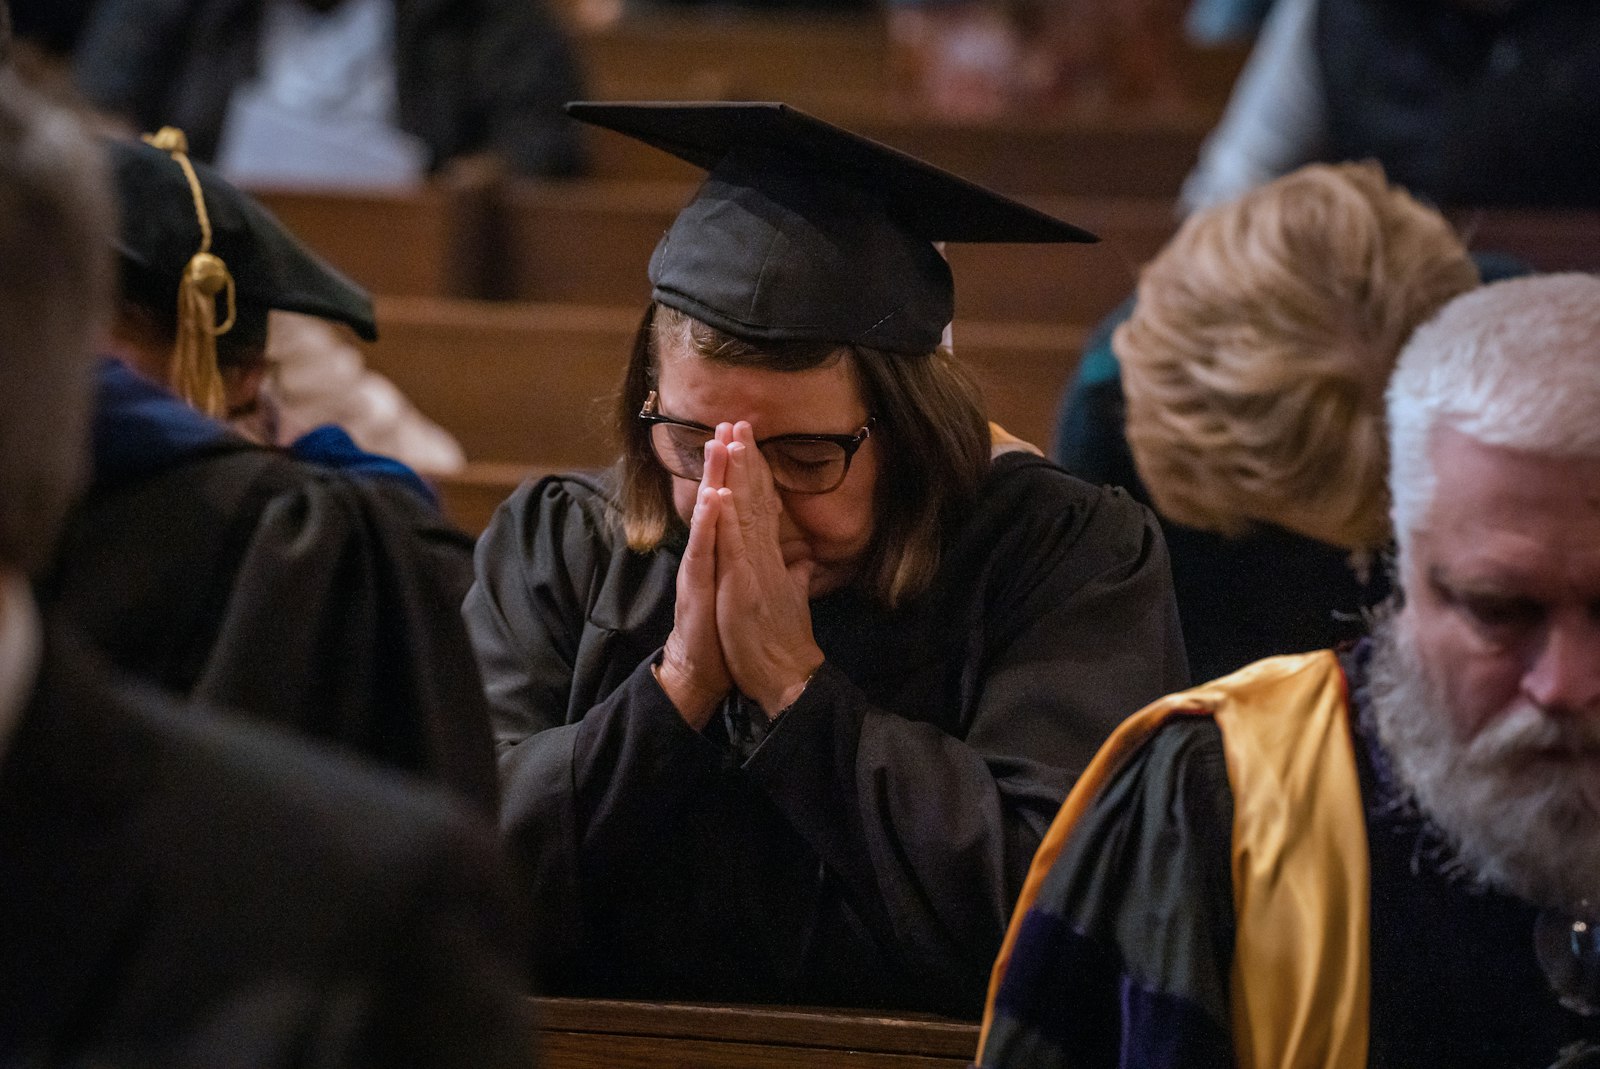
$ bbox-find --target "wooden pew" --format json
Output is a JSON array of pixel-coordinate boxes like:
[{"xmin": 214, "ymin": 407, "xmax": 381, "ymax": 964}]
[
  {"xmin": 533, "ymin": 998, "xmax": 979, "ymax": 1069},
  {"xmin": 363, "ymin": 297, "xmax": 637, "ymax": 468},
  {"xmin": 827, "ymin": 116, "xmax": 1206, "ymax": 203},
  {"xmin": 365, "ymin": 297, "xmax": 1088, "ymax": 474},
  {"xmin": 248, "ymin": 180, "xmax": 498, "ymax": 299},
  {"xmin": 570, "ymin": 12, "xmax": 1243, "ymax": 197},
  {"xmin": 577, "ymin": 13, "xmax": 891, "ymax": 110},
  {"xmin": 434, "ymin": 461, "xmax": 546, "ymax": 538},
  {"xmin": 244, "ymin": 176, "xmax": 1172, "ymax": 314},
  {"xmin": 497, "ymin": 181, "xmax": 1174, "ymax": 324}
]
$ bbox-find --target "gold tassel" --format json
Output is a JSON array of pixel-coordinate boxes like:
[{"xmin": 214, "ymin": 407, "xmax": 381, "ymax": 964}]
[{"xmin": 142, "ymin": 127, "xmax": 235, "ymax": 419}]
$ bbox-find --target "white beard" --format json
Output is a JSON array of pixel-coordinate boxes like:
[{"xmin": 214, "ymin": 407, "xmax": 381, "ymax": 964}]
[{"xmin": 1368, "ymin": 616, "xmax": 1600, "ymax": 915}]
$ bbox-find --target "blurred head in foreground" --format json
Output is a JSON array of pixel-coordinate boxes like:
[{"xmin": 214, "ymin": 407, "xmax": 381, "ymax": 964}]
[{"xmin": 0, "ymin": 67, "xmax": 113, "ymax": 574}]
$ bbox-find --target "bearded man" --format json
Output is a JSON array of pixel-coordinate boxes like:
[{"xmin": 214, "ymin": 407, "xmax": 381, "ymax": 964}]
[{"xmin": 977, "ymin": 273, "xmax": 1600, "ymax": 1068}]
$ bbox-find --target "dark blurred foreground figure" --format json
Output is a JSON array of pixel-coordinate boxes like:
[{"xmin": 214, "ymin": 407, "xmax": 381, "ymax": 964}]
[
  {"xmin": 7, "ymin": 0, "xmax": 100, "ymax": 56},
  {"xmin": 981, "ymin": 274, "xmax": 1600, "ymax": 1068},
  {"xmin": 71, "ymin": 0, "xmax": 587, "ymax": 186},
  {"xmin": 41, "ymin": 129, "xmax": 498, "ymax": 811},
  {"xmin": 0, "ymin": 70, "xmax": 535, "ymax": 1069},
  {"xmin": 1182, "ymin": 0, "xmax": 1600, "ymax": 212},
  {"xmin": 1057, "ymin": 162, "xmax": 1484, "ymax": 682},
  {"xmin": 466, "ymin": 102, "xmax": 1188, "ymax": 1017}
]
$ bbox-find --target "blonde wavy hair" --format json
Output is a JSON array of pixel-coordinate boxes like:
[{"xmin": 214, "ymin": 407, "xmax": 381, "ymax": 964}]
[{"xmin": 1114, "ymin": 161, "xmax": 1479, "ymax": 551}]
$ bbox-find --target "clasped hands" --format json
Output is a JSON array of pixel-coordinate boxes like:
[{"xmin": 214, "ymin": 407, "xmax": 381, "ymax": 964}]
[{"xmin": 656, "ymin": 421, "xmax": 826, "ymax": 731}]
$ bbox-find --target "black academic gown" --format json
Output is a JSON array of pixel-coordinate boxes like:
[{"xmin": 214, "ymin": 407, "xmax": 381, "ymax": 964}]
[
  {"xmin": 466, "ymin": 452, "xmax": 1188, "ymax": 1017},
  {"xmin": 43, "ymin": 362, "xmax": 497, "ymax": 811},
  {"xmin": 0, "ymin": 629, "xmax": 534, "ymax": 1069}
]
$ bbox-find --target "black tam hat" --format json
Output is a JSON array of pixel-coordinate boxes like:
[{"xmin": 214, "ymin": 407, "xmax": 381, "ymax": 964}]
[
  {"xmin": 106, "ymin": 130, "xmax": 376, "ymax": 415},
  {"xmin": 567, "ymin": 101, "xmax": 1097, "ymax": 355}
]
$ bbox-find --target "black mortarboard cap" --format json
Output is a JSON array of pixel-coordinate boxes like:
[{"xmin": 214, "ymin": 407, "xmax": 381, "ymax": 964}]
[
  {"xmin": 106, "ymin": 135, "xmax": 377, "ymax": 341},
  {"xmin": 567, "ymin": 101, "xmax": 1097, "ymax": 355}
]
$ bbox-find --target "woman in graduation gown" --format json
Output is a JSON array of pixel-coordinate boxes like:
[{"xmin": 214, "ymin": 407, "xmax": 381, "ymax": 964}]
[{"xmin": 465, "ymin": 103, "xmax": 1189, "ymax": 1016}]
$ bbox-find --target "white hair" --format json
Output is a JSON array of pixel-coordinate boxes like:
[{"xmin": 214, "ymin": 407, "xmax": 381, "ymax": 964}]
[{"xmin": 1387, "ymin": 273, "xmax": 1600, "ymax": 568}]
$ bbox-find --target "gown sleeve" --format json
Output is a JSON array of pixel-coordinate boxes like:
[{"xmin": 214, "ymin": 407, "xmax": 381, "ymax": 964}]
[
  {"xmin": 980, "ymin": 717, "xmax": 1237, "ymax": 1069},
  {"xmin": 47, "ymin": 442, "xmax": 499, "ymax": 815},
  {"xmin": 188, "ymin": 469, "xmax": 500, "ymax": 814},
  {"xmin": 464, "ymin": 474, "xmax": 719, "ymax": 984}
]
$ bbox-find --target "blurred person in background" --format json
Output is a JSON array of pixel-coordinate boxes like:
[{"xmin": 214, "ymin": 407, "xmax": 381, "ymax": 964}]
[
  {"xmin": 1057, "ymin": 162, "xmax": 1489, "ymax": 682},
  {"xmin": 43, "ymin": 129, "xmax": 498, "ymax": 811},
  {"xmin": 1183, "ymin": 0, "xmax": 1600, "ymax": 212},
  {"xmin": 71, "ymin": 0, "xmax": 588, "ymax": 188}
]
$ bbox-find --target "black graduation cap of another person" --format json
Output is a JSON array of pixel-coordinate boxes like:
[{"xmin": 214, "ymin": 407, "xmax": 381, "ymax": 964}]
[
  {"xmin": 108, "ymin": 128, "xmax": 376, "ymax": 418},
  {"xmin": 566, "ymin": 101, "xmax": 1097, "ymax": 356}
]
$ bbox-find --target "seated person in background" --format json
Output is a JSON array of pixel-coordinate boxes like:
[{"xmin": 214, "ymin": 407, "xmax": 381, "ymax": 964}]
[
  {"xmin": 69, "ymin": 0, "xmax": 587, "ymax": 187},
  {"xmin": 0, "ymin": 68, "xmax": 533, "ymax": 1069},
  {"xmin": 42, "ymin": 129, "xmax": 498, "ymax": 812},
  {"xmin": 1181, "ymin": 0, "xmax": 1600, "ymax": 213},
  {"xmin": 1058, "ymin": 161, "xmax": 1483, "ymax": 682},
  {"xmin": 465, "ymin": 102, "xmax": 1189, "ymax": 1017},
  {"xmin": 980, "ymin": 272, "xmax": 1600, "ymax": 1067}
]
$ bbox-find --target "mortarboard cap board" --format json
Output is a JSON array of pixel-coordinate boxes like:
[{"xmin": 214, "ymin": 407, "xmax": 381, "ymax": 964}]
[
  {"xmin": 566, "ymin": 101, "xmax": 1097, "ymax": 355},
  {"xmin": 107, "ymin": 135, "xmax": 377, "ymax": 343}
]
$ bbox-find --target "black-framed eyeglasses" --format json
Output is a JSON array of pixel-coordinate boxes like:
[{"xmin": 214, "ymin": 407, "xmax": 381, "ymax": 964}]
[{"xmin": 639, "ymin": 390, "xmax": 874, "ymax": 495}]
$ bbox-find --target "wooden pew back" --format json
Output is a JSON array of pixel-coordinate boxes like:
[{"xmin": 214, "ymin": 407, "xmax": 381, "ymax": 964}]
[
  {"xmin": 250, "ymin": 183, "xmax": 496, "ymax": 298},
  {"xmin": 435, "ymin": 462, "xmax": 547, "ymax": 537},
  {"xmin": 244, "ymin": 179, "xmax": 1172, "ymax": 319},
  {"xmin": 364, "ymin": 298, "xmax": 636, "ymax": 469},
  {"xmin": 578, "ymin": 14, "xmax": 890, "ymax": 109},
  {"xmin": 365, "ymin": 297, "xmax": 1088, "ymax": 471},
  {"xmin": 570, "ymin": 11, "xmax": 1244, "ymax": 190},
  {"xmin": 533, "ymin": 998, "xmax": 979, "ymax": 1069},
  {"xmin": 497, "ymin": 182, "xmax": 1174, "ymax": 324}
]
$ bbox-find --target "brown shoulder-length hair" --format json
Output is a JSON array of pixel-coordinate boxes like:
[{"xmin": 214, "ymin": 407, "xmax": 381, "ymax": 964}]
[{"xmin": 615, "ymin": 303, "xmax": 990, "ymax": 607}]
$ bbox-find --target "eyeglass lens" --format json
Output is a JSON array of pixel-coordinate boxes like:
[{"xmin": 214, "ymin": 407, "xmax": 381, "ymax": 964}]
[{"xmin": 648, "ymin": 423, "xmax": 851, "ymax": 494}]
